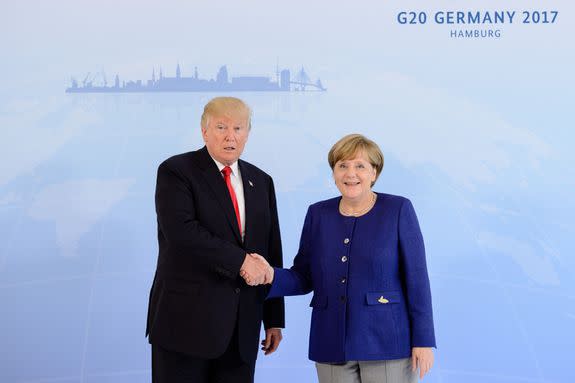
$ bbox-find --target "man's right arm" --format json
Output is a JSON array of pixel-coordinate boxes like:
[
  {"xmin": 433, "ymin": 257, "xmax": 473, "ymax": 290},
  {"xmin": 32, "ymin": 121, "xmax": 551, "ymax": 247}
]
[{"xmin": 155, "ymin": 161, "xmax": 246, "ymax": 278}]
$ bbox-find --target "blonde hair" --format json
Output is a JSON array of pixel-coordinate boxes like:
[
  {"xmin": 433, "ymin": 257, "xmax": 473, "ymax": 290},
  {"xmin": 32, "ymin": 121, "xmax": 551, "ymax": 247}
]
[
  {"xmin": 328, "ymin": 134, "xmax": 384, "ymax": 186},
  {"xmin": 201, "ymin": 97, "xmax": 252, "ymax": 130}
]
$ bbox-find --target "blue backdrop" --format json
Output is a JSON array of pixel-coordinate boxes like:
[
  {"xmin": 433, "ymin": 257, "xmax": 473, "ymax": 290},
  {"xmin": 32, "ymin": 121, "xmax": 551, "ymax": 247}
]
[{"xmin": 1, "ymin": 1, "xmax": 574, "ymax": 382}]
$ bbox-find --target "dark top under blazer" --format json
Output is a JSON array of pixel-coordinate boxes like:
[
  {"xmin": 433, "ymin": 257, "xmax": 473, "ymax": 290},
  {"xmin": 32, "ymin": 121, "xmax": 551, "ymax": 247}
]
[
  {"xmin": 146, "ymin": 146, "xmax": 285, "ymax": 362},
  {"xmin": 268, "ymin": 193, "xmax": 435, "ymax": 363}
]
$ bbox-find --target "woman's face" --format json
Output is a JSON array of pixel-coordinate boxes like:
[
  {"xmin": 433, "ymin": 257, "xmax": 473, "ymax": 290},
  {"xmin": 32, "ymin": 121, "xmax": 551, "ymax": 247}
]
[{"xmin": 333, "ymin": 151, "xmax": 376, "ymax": 202}]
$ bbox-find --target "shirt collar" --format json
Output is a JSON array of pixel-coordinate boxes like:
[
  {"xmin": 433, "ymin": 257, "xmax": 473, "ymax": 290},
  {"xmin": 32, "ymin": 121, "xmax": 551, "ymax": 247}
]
[{"xmin": 210, "ymin": 156, "xmax": 239, "ymax": 176}]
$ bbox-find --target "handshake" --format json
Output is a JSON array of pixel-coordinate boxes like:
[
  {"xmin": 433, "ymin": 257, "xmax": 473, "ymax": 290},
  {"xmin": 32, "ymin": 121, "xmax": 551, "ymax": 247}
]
[{"xmin": 239, "ymin": 253, "xmax": 274, "ymax": 286}]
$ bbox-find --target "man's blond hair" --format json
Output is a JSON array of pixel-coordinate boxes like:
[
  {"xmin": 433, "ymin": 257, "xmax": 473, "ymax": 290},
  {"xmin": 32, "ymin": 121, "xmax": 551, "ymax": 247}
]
[{"xmin": 201, "ymin": 97, "xmax": 252, "ymax": 130}]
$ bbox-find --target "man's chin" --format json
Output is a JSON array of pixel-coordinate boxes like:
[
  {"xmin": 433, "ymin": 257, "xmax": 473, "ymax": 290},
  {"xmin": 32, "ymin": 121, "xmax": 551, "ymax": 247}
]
[{"xmin": 221, "ymin": 154, "xmax": 240, "ymax": 164}]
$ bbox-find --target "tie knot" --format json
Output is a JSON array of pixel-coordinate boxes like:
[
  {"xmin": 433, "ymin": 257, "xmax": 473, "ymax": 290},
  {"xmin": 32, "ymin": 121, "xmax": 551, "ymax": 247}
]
[{"xmin": 222, "ymin": 166, "xmax": 232, "ymax": 177}]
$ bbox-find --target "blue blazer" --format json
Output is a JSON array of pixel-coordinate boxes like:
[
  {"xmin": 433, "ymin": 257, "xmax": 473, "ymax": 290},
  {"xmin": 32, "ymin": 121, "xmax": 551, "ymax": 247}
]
[{"xmin": 268, "ymin": 193, "xmax": 436, "ymax": 362}]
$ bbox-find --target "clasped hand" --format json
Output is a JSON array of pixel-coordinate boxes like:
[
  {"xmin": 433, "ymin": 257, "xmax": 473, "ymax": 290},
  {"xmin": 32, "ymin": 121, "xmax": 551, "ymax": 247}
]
[{"xmin": 240, "ymin": 253, "xmax": 274, "ymax": 286}]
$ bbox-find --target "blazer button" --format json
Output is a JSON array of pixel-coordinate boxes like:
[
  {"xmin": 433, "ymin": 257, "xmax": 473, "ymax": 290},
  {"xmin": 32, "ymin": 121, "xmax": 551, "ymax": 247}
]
[
  {"xmin": 344, "ymin": 238, "xmax": 350, "ymax": 244},
  {"xmin": 340, "ymin": 295, "xmax": 346, "ymax": 302},
  {"xmin": 341, "ymin": 256, "xmax": 348, "ymax": 262},
  {"xmin": 235, "ymin": 288, "xmax": 241, "ymax": 294},
  {"xmin": 341, "ymin": 277, "xmax": 347, "ymax": 284}
]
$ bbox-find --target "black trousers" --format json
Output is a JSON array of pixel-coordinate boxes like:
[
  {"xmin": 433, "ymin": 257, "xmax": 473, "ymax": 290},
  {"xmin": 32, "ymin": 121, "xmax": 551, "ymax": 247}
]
[{"xmin": 151, "ymin": 326, "xmax": 256, "ymax": 383}]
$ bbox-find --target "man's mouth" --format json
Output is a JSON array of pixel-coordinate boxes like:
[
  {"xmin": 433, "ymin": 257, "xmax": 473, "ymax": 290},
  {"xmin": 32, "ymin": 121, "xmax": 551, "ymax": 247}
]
[{"xmin": 224, "ymin": 146, "xmax": 236, "ymax": 151}]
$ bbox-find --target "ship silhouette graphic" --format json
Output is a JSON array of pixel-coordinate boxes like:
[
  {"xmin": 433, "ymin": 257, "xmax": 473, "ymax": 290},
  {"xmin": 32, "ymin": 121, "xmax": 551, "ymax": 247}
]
[{"xmin": 66, "ymin": 64, "xmax": 326, "ymax": 93}]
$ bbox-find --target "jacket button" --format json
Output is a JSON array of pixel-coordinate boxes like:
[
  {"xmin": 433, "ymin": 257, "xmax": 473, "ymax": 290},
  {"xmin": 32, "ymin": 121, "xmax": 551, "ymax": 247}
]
[
  {"xmin": 341, "ymin": 277, "xmax": 346, "ymax": 284},
  {"xmin": 344, "ymin": 238, "xmax": 350, "ymax": 244},
  {"xmin": 340, "ymin": 295, "xmax": 346, "ymax": 302},
  {"xmin": 235, "ymin": 288, "xmax": 241, "ymax": 294},
  {"xmin": 341, "ymin": 256, "xmax": 348, "ymax": 262}
]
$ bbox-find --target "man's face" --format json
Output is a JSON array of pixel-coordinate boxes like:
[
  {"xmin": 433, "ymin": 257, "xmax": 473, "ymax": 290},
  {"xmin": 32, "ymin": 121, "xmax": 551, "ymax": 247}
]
[{"xmin": 202, "ymin": 113, "xmax": 250, "ymax": 166}]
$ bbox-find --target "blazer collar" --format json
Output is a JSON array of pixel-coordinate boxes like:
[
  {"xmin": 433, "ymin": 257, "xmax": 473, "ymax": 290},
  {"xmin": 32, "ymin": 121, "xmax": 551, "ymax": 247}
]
[{"xmin": 238, "ymin": 160, "xmax": 256, "ymax": 245}]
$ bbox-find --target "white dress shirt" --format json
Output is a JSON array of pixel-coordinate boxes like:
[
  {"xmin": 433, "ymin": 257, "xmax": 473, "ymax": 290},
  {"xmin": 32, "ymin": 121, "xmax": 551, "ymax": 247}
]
[{"xmin": 211, "ymin": 157, "xmax": 246, "ymax": 239}]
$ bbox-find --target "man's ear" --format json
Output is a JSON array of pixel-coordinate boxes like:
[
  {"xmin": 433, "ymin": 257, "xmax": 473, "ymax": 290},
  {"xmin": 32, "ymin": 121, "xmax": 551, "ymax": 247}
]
[{"xmin": 201, "ymin": 126, "xmax": 208, "ymax": 142}]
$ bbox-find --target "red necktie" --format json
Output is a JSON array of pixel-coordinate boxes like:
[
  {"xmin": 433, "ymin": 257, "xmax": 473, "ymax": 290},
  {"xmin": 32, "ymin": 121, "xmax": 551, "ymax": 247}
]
[{"xmin": 221, "ymin": 166, "xmax": 241, "ymax": 233}]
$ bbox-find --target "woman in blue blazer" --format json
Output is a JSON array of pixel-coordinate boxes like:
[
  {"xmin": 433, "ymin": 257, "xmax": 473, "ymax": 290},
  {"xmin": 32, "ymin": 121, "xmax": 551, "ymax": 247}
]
[{"xmin": 243, "ymin": 134, "xmax": 436, "ymax": 383}]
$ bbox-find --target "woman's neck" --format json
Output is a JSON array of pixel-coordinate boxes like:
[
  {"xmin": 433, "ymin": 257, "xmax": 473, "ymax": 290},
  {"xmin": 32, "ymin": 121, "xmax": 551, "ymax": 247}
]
[{"xmin": 340, "ymin": 192, "xmax": 376, "ymax": 216}]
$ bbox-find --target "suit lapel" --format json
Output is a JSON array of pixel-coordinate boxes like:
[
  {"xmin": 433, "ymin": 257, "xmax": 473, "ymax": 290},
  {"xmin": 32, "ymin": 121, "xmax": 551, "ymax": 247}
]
[
  {"xmin": 239, "ymin": 160, "xmax": 256, "ymax": 246},
  {"xmin": 196, "ymin": 147, "xmax": 242, "ymax": 244}
]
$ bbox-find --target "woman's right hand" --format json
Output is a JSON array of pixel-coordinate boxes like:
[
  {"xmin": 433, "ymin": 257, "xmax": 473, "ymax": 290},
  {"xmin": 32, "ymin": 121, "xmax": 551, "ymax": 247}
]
[
  {"xmin": 240, "ymin": 253, "xmax": 274, "ymax": 285},
  {"xmin": 249, "ymin": 253, "xmax": 274, "ymax": 284},
  {"xmin": 264, "ymin": 263, "xmax": 274, "ymax": 284}
]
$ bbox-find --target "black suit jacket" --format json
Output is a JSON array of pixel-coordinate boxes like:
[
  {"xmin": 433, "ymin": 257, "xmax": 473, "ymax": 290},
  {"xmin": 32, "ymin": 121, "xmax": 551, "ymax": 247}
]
[{"xmin": 146, "ymin": 146, "xmax": 285, "ymax": 362}]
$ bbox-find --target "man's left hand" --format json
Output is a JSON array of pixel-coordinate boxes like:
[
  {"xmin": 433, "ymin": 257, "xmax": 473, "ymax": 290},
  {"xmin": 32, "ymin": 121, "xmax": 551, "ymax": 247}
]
[{"xmin": 261, "ymin": 328, "xmax": 283, "ymax": 355}]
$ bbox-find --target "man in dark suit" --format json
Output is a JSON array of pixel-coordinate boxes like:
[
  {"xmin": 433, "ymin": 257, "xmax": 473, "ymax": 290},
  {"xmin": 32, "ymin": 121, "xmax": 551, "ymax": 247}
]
[{"xmin": 146, "ymin": 97, "xmax": 285, "ymax": 383}]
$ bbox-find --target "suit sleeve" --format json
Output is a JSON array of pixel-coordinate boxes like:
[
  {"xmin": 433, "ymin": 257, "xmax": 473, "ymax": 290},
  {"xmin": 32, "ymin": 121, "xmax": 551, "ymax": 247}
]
[
  {"xmin": 398, "ymin": 198, "xmax": 436, "ymax": 348},
  {"xmin": 155, "ymin": 161, "xmax": 246, "ymax": 279},
  {"xmin": 267, "ymin": 206, "xmax": 314, "ymax": 298},
  {"xmin": 262, "ymin": 177, "xmax": 286, "ymax": 329}
]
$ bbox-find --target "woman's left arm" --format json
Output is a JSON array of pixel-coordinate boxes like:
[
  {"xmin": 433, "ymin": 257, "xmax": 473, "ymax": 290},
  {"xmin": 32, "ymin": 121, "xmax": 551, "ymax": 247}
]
[{"xmin": 398, "ymin": 198, "xmax": 437, "ymax": 348}]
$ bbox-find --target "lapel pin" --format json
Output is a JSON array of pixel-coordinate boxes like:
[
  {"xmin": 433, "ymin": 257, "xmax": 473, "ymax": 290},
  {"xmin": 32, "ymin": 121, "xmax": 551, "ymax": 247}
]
[{"xmin": 249, "ymin": 180, "xmax": 254, "ymax": 187}]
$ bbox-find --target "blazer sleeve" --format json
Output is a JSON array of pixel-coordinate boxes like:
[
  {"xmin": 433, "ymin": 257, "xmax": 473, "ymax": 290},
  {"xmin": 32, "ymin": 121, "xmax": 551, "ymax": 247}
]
[
  {"xmin": 155, "ymin": 161, "xmax": 246, "ymax": 278},
  {"xmin": 262, "ymin": 177, "xmax": 285, "ymax": 329},
  {"xmin": 268, "ymin": 206, "xmax": 314, "ymax": 298},
  {"xmin": 398, "ymin": 198, "xmax": 437, "ymax": 348}
]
